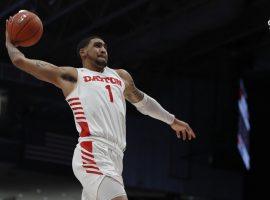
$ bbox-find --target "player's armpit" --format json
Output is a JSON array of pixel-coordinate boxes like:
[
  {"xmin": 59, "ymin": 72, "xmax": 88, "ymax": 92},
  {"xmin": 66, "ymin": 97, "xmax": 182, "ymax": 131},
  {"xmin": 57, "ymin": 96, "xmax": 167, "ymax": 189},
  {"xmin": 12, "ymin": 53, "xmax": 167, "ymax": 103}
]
[{"xmin": 115, "ymin": 69, "xmax": 144, "ymax": 103}]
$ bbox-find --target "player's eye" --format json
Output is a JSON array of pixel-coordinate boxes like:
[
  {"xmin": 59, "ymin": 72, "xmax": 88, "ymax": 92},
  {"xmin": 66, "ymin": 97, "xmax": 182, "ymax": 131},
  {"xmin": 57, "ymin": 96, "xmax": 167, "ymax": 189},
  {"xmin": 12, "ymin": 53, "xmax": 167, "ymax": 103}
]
[
  {"xmin": 94, "ymin": 42, "xmax": 102, "ymax": 48},
  {"xmin": 94, "ymin": 42, "xmax": 107, "ymax": 49}
]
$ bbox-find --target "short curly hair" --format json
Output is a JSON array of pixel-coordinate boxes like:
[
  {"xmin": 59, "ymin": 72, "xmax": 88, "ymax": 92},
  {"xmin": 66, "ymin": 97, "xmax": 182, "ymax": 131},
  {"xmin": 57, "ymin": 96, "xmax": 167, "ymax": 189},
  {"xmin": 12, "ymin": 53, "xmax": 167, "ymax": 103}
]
[{"xmin": 76, "ymin": 35, "xmax": 104, "ymax": 59}]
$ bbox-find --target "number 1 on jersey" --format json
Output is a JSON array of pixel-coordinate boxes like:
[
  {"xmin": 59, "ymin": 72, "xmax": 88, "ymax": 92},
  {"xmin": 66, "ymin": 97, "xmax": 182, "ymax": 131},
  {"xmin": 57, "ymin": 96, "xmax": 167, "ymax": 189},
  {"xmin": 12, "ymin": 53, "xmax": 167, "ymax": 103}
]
[{"xmin": 105, "ymin": 85, "xmax": 114, "ymax": 102}]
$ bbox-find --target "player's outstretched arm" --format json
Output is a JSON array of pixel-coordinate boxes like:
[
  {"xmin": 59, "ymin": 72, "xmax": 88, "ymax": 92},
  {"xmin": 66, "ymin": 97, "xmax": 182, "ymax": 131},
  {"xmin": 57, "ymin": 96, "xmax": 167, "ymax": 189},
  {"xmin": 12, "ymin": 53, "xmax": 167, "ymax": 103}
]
[
  {"xmin": 5, "ymin": 20, "xmax": 76, "ymax": 89},
  {"xmin": 116, "ymin": 69, "xmax": 196, "ymax": 140}
]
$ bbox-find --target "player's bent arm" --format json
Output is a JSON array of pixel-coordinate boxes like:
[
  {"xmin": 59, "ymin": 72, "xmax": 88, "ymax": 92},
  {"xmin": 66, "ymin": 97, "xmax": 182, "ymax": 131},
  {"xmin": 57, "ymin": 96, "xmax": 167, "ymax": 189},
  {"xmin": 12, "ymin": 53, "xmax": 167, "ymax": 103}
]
[
  {"xmin": 6, "ymin": 42, "xmax": 76, "ymax": 88},
  {"xmin": 116, "ymin": 69, "xmax": 196, "ymax": 140},
  {"xmin": 115, "ymin": 69, "xmax": 144, "ymax": 103},
  {"xmin": 116, "ymin": 69, "xmax": 175, "ymax": 125}
]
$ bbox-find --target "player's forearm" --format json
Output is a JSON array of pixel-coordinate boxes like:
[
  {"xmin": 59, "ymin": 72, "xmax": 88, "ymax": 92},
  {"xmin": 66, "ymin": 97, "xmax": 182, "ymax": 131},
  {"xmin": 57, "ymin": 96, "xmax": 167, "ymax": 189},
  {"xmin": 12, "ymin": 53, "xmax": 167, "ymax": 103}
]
[
  {"xmin": 6, "ymin": 41, "xmax": 25, "ymax": 66},
  {"xmin": 132, "ymin": 93, "xmax": 175, "ymax": 125},
  {"xmin": 6, "ymin": 44, "xmax": 38, "ymax": 76}
]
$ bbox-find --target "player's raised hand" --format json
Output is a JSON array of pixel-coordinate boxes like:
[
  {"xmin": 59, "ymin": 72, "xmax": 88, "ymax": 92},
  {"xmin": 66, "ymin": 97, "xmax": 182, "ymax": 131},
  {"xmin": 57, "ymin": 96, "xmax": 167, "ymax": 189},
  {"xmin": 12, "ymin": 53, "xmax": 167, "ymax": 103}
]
[
  {"xmin": 170, "ymin": 118, "xmax": 196, "ymax": 140},
  {"xmin": 5, "ymin": 18, "xmax": 12, "ymax": 44}
]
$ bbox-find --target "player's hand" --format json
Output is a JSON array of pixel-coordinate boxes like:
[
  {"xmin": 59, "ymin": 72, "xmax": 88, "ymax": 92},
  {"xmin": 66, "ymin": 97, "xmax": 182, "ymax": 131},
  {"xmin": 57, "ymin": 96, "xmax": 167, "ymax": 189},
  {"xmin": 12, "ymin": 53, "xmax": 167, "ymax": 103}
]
[
  {"xmin": 170, "ymin": 118, "xmax": 196, "ymax": 140},
  {"xmin": 5, "ymin": 17, "xmax": 17, "ymax": 47},
  {"xmin": 5, "ymin": 18, "xmax": 11, "ymax": 44}
]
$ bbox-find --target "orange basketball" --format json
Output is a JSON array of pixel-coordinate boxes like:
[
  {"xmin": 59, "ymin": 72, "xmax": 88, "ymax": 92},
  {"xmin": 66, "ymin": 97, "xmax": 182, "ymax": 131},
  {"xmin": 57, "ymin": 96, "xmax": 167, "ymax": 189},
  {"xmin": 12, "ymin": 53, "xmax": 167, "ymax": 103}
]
[{"xmin": 7, "ymin": 10, "xmax": 43, "ymax": 47}]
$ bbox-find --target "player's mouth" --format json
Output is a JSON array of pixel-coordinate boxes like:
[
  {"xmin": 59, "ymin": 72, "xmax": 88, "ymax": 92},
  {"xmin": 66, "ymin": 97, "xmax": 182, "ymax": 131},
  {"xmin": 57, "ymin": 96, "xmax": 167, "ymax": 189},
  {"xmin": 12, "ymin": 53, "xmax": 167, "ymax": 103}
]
[
  {"xmin": 98, "ymin": 55, "xmax": 106, "ymax": 58},
  {"xmin": 98, "ymin": 55, "xmax": 107, "ymax": 61}
]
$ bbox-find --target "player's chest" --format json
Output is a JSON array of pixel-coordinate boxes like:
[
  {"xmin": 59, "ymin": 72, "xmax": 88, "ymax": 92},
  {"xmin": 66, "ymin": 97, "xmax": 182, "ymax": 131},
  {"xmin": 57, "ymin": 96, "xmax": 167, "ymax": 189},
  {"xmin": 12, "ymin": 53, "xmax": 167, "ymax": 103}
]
[
  {"xmin": 82, "ymin": 74, "xmax": 123, "ymax": 88},
  {"xmin": 80, "ymin": 73, "xmax": 125, "ymax": 99}
]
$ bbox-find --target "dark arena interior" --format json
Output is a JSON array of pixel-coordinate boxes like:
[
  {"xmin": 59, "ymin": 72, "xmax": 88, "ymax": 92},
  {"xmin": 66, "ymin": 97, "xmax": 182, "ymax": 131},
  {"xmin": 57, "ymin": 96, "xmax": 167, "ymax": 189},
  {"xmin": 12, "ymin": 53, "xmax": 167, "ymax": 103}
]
[{"xmin": 0, "ymin": 0, "xmax": 269, "ymax": 200}]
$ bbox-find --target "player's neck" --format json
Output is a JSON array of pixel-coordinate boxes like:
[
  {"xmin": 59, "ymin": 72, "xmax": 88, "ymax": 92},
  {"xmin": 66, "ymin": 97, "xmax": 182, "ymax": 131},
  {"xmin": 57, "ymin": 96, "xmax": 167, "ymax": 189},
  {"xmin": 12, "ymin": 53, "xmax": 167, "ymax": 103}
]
[{"xmin": 83, "ymin": 60, "xmax": 105, "ymax": 73}]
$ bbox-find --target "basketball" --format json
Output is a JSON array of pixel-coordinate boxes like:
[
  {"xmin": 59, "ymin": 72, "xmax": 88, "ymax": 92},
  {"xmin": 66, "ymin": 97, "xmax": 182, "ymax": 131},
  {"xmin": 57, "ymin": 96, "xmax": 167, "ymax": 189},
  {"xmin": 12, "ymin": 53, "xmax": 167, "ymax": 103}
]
[{"xmin": 7, "ymin": 10, "xmax": 43, "ymax": 47}]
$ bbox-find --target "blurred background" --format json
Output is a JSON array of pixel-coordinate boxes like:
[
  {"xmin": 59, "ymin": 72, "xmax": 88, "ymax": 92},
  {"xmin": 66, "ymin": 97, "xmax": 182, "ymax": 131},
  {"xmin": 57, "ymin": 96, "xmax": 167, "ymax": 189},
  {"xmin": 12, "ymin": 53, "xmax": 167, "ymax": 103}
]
[{"xmin": 0, "ymin": 0, "xmax": 269, "ymax": 199}]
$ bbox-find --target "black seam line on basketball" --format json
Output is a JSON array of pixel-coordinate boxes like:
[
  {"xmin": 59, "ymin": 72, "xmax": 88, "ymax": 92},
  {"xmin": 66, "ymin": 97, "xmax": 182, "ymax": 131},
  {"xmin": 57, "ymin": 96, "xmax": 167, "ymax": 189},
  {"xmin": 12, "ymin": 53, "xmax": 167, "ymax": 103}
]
[
  {"xmin": 20, "ymin": 23, "xmax": 41, "ymax": 45},
  {"xmin": 14, "ymin": 16, "xmax": 35, "ymax": 42},
  {"xmin": 15, "ymin": 19, "xmax": 42, "ymax": 44}
]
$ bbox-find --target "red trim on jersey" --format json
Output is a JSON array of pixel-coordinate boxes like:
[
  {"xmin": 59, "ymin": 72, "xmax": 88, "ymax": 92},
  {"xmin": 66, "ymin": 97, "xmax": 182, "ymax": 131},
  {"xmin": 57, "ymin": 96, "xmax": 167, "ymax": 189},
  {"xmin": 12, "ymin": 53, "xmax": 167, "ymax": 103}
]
[
  {"xmin": 86, "ymin": 170, "xmax": 103, "ymax": 175},
  {"xmin": 74, "ymin": 112, "xmax": 85, "ymax": 115},
  {"xmin": 76, "ymin": 117, "xmax": 86, "ymax": 120},
  {"xmin": 69, "ymin": 102, "xmax": 81, "ymax": 106},
  {"xmin": 67, "ymin": 97, "xmax": 79, "ymax": 102},
  {"xmin": 78, "ymin": 122, "xmax": 91, "ymax": 137},
  {"xmin": 67, "ymin": 98, "xmax": 88, "ymax": 129},
  {"xmin": 72, "ymin": 107, "xmax": 83, "ymax": 110}
]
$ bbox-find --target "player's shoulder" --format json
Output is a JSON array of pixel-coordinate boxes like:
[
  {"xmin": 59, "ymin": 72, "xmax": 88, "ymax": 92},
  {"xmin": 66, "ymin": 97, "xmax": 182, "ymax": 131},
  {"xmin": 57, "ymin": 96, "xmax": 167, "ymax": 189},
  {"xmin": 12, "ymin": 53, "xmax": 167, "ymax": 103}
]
[
  {"xmin": 59, "ymin": 66, "xmax": 77, "ymax": 73},
  {"xmin": 59, "ymin": 66, "xmax": 76, "ymax": 70},
  {"xmin": 114, "ymin": 68, "xmax": 133, "ymax": 81},
  {"xmin": 59, "ymin": 66, "xmax": 78, "ymax": 78}
]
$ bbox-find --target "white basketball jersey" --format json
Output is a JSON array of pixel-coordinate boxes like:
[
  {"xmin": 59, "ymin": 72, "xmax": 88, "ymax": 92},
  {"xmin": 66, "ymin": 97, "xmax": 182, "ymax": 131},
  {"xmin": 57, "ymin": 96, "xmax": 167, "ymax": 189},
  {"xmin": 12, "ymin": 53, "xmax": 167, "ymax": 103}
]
[{"xmin": 66, "ymin": 67, "xmax": 126, "ymax": 151}]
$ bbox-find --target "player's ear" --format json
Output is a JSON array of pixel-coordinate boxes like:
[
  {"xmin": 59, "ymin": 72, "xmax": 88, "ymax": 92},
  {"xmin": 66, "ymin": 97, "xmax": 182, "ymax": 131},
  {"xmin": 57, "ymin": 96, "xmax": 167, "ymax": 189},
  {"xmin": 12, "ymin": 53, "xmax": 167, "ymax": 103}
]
[{"xmin": 79, "ymin": 48, "xmax": 86, "ymax": 59}]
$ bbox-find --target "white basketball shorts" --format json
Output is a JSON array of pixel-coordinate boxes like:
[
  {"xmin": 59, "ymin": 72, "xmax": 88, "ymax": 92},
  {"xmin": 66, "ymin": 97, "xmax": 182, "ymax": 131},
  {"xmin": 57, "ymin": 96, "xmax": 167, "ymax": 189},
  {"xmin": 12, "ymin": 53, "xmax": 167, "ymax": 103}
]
[{"xmin": 72, "ymin": 140, "xmax": 126, "ymax": 200}]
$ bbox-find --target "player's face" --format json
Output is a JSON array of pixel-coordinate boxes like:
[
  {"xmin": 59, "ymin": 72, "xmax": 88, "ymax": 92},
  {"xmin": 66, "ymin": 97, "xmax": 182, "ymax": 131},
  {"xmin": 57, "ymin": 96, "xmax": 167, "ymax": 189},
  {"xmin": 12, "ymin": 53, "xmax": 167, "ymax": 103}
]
[{"xmin": 86, "ymin": 38, "xmax": 108, "ymax": 68}]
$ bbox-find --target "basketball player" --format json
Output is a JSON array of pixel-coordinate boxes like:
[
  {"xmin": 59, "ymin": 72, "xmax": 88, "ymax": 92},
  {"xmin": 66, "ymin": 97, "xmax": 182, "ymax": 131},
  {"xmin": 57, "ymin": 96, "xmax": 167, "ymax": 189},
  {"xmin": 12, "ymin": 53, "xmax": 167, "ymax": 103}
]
[{"xmin": 5, "ymin": 20, "xmax": 196, "ymax": 200}]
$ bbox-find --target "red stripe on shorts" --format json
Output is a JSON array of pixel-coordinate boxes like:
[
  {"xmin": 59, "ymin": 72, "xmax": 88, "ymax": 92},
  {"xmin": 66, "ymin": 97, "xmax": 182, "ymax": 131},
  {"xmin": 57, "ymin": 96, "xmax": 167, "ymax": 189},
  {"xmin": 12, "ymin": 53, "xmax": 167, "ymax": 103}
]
[
  {"xmin": 86, "ymin": 170, "xmax": 103, "ymax": 175},
  {"xmin": 82, "ymin": 159, "xmax": 96, "ymax": 165},
  {"xmin": 83, "ymin": 165, "xmax": 100, "ymax": 170},
  {"xmin": 81, "ymin": 150, "xmax": 94, "ymax": 158},
  {"xmin": 80, "ymin": 141, "xmax": 102, "ymax": 175}
]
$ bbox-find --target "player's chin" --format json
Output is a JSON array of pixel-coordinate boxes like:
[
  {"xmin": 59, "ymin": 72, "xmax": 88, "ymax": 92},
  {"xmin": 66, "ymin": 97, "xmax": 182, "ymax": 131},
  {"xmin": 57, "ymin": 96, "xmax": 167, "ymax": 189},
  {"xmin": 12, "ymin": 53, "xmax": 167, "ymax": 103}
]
[{"xmin": 95, "ymin": 58, "xmax": 107, "ymax": 68}]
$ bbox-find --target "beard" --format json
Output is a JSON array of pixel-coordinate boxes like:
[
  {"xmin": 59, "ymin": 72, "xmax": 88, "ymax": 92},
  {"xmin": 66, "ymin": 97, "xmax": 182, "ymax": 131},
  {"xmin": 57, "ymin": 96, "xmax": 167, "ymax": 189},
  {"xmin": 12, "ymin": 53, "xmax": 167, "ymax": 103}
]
[
  {"xmin": 94, "ymin": 59, "xmax": 107, "ymax": 68},
  {"xmin": 87, "ymin": 54, "xmax": 108, "ymax": 69}
]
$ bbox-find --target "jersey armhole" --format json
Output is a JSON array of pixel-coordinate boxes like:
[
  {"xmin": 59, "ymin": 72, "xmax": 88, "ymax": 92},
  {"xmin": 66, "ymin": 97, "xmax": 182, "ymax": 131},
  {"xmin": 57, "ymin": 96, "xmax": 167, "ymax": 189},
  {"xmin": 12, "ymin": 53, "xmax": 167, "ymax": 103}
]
[
  {"xmin": 65, "ymin": 68, "xmax": 80, "ymax": 100},
  {"xmin": 112, "ymin": 68, "xmax": 126, "ymax": 92}
]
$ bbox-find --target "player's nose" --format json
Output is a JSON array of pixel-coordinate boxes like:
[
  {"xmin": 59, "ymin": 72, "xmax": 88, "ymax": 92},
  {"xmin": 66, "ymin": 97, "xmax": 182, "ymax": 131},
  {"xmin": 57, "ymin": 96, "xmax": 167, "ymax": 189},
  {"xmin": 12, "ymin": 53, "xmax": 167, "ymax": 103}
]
[{"xmin": 101, "ymin": 46, "xmax": 106, "ymax": 52}]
